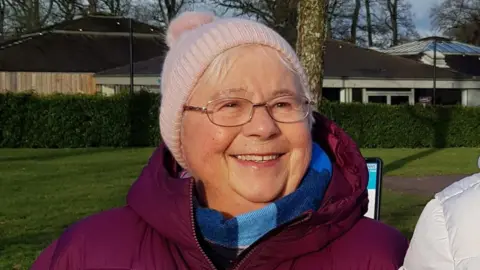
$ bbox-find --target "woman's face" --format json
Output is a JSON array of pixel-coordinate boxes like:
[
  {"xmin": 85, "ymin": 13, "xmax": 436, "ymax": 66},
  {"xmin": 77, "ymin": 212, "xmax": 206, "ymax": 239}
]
[{"xmin": 181, "ymin": 46, "xmax": 312, "ymax": 216}]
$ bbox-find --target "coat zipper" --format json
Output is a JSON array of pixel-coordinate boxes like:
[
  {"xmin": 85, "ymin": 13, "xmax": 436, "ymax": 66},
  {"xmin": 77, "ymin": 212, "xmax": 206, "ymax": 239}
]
[
  {"xmin": 189, "ymin": 179, "xmax": 218, "ymax": 270},
  {"xmin": 230, "ymin": 211, "xmax": 313, "ymax": 270},
  {"xmin": 189, "ymin": 178, "xmax": 313, "ymax": 270}
]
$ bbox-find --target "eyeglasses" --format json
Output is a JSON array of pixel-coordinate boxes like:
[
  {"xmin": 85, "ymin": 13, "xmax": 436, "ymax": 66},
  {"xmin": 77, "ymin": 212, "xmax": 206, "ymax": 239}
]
[{"xmin": 183, "ymin": 95, "xmax": 313, "ymax": 127}]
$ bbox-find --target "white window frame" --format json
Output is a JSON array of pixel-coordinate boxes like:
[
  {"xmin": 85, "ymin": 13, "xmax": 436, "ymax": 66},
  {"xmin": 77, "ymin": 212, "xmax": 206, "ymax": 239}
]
[{"xmin": 362, "ymin": 88, "xmax": 415, "ymax": 105}]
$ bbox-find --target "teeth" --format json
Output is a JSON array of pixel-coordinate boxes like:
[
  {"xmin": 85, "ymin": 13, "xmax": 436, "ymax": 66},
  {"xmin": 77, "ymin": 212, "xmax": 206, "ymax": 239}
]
[{"xmin": 235, "ymin": 155, "xmax": 280, "ymax": 162}]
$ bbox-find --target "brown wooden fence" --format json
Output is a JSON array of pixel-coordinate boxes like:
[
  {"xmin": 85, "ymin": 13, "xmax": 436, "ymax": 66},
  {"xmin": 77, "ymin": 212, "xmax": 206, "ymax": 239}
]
[{"xmin": 0, "ymin": 72, "xmax": 97, "ymax": 94}]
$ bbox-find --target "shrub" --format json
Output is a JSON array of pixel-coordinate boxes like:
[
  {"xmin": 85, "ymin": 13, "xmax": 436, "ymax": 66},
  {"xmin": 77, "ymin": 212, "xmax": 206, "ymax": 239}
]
[
  {"xmin": 319, "ymin": 101, "xmax": 480, "ymax": 148},
  {"xmin": 1, "ymin": 92, "xmax": 479, "ymax": 148},
  {"xmin": 0, "ymin": 91, "xmax": 160, "ymax": 148}
]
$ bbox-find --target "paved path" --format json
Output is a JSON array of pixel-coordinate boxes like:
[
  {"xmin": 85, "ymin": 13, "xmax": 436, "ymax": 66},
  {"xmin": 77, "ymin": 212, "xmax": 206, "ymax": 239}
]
[{"xmin": 383, "ymin": 174, "xmax": 469, "ymax": 197}]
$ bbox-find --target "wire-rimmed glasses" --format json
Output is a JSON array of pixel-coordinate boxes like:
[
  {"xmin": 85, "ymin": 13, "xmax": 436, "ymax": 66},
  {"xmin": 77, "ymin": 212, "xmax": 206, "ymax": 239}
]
[{"xmin": 183, "ymin": 95, "xmax": 313, "ymax": 127}]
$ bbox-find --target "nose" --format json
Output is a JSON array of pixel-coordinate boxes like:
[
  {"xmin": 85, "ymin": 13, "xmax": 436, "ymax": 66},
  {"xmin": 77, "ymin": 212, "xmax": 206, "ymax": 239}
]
[{"xmin": 242, "ymin": 106, "xmax": 280, "ymax": 140}]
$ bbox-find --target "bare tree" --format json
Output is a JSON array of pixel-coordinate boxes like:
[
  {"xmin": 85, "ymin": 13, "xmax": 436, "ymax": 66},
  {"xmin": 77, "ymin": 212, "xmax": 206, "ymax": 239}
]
[
  {"xmin": 0, "ymin": 0, "xmax": 7, "ymax": 37},
  {"xmin": 212, "ymin": 0, "xmax": 299, "ymax": 45},
  {"xmin": 158, "ymin": 0, "xmax": 192, "ymax": 24},
  {"xmin": 296, "ymin": 0, "xmax": 328, "ymax": 104},
  {"xmin": 87, "ymin": 0, "xmax": 98, "ymax": 13},
  {"xmin": 211, "ymin": 0, "xmax": 417, "ymax": 48},
  {"xmin": 328, "ymin": 0, "xmax": 417, "ymax": 46},
  {"xmin": 327, "ymin": 0, "xmax": 353, "ymax": 41},
  {"xmin": 130, "ymin": 0, "xmax": 194, "ymax": 27},
  {"xmin": 5, "ymin": 0, "xmax": 54, "ymax": 33},
  {"xmin": 364, "ymin": 0, "xmax": 373, "ymax": 46},
  {"xmin": 374, "ymin": 0, "xmax": 418, "ymax": 46},
  {"xmin": 212, "ymin": 0, "xmax": 355, "ymax": 45},
  {"xmin": 431, "ymin": 0, "xmax": 480, "ymax": 44},
  {"xmin": 387, "ymin": 0, "xmax": 398, "ymax": 45},
  {"xmin": 350, "ymin": 0, "xmax": 361, "ymax": 43},
  {"xmin": 100, "ymin": 0, "xmax": 131, "ymax": 16},
  {"xmin": 52, "ymin": 0, "xmax": 82, "ymax": 21},
  {"xmin": 131, "ymin": 1, "xmax": 157, "ymax": 24}
]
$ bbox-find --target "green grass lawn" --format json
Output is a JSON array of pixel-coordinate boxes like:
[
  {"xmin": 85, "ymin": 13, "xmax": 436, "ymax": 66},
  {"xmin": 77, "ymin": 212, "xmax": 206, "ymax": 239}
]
[
  {"xmin": 361, "ymin": 147, "xmax": 480, "ymax": 176},
  {"xmin": 0, "ymin": 147, "xmax": 478, "ymax": 269}
]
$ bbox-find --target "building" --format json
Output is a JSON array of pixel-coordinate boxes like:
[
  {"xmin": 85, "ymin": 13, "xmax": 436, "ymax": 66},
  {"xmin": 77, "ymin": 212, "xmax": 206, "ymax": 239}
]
[
  {"xmin": 380, "ymin": 36, "xmax": 480, "ymax": 105},
  {"xmin": 381, "ymin": 36, "xmax": 480, "ymax": 76},
  {"xmin": 95, "ymin": 39, "xmax": 480, "ymax": 106},
  {"xmin": 95, "ymin": 55, "xmax": 164, "ymax": 95},
  {"xmin": 0, "ymin": 15, "xmax": 166, "ymax": 94}
]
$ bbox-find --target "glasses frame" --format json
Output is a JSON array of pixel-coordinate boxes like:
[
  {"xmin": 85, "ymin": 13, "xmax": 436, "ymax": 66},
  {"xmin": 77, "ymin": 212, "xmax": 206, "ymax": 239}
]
[{"xmin": 183, "ymin": 95, "xmax": 314, "ymax": 127}]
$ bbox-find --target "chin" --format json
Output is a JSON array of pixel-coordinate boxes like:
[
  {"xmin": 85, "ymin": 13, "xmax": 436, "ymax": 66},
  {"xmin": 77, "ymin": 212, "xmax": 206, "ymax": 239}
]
[{"xmin": 231, "ymin": 180, "xmax": 287, "ymax": 204}]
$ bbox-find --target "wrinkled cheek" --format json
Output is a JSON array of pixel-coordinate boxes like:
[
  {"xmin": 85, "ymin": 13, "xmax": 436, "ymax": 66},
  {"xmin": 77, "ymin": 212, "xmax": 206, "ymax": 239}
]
[
  {"xmin": 187, "ymin": 145, "xmax": 230, "ymax": 181},
  {"xmin": 290, "ymin": 150, "xmax": 311, "ymax": 177}
]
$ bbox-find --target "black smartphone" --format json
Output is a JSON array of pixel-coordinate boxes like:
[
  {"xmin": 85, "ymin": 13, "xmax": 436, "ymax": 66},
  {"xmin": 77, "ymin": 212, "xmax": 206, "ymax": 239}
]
[{"xmin": 364, "ymin": 157, "xmax": 384, "ymax": 220}]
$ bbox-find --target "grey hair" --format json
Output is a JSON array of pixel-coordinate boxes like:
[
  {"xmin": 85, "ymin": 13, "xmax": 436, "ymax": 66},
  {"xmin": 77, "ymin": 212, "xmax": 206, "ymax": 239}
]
[{"xmin": 197, "ymin": 44, "xmax": 314, "ymax": 128}]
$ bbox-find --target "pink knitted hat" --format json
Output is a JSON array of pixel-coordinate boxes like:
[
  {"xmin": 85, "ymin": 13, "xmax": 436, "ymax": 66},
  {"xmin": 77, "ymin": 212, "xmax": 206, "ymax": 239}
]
[{"xmin": 159, "ymin": 11, "xmax": 310, "ymax": 169}]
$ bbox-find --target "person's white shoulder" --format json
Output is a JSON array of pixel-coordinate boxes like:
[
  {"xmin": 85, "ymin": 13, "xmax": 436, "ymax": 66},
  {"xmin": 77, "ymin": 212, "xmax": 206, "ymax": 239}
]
[{"xmin": 400, "ymin": 173, "xmax": 480, "ymax": 270}]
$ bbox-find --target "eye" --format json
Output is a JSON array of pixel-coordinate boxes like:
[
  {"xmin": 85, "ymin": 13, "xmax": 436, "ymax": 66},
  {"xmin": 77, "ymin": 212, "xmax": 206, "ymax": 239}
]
[
  {"xmin": 213, "ymin": 99, "xmax": 246, "ymax": 112},
  {"xmin": 274, "ymin": 102, "xmax": 292, "ymax": 108},
  {"xmin": 224, "ymin": 102, "xmax": 238, "ymax": 108},
  {"xmin": 219, "ymin": 101, "xmax": 241, "ymax": 109}
]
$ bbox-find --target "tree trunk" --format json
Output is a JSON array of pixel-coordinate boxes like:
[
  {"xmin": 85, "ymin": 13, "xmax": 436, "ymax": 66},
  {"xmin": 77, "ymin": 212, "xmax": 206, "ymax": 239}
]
[
  {"xmin": 365, "ymin": 0, "xmax": 373, "ymax": 46},
  {"xmin": 388, "ymin": 0, "xmax": 398, "ymax": 46},
  {"xmin": 0, "ymin": 0, "xmax": 5, "ymax": 38},
  {"xmin": 272, "ymin": 0, "xmax": 299, "ymax": 46},
  {"xmin": 88, "ymin": 0, "xmax": 97, "ymax": 14},
  {"xmin": 296, "ymin": 0, "xmax": 328, "ymax": 105},
  {"xmin": 350, "ymin": 0, "xmax": 361, "ymax": 44}
]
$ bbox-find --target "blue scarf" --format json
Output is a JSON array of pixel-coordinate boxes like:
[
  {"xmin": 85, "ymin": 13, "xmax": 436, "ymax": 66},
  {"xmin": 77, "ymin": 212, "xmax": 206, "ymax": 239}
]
[{"xmin": 195, "ymin": 143, "xmax": 332, "ymax": 249}]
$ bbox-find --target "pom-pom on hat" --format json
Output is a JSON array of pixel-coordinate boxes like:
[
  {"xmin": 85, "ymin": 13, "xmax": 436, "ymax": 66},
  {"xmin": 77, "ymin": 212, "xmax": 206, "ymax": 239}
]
[{"xmin": 159, "ymin": 11, "xmax": 310, "ymax": 169}]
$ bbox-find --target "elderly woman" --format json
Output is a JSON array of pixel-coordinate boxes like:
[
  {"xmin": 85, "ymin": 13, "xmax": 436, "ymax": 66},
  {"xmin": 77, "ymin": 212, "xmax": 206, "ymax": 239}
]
[{"xmin": 32, "ymin": 11, "xmax": 408, "ymax": 269}]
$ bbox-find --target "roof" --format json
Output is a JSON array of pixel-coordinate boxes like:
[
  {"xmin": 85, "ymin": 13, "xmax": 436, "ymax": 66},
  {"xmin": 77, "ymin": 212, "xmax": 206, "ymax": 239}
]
[
  {"xmin": 96, "ymin": 55, "xmax": 164, "ymax": 76},
  {"xmin": 403, "ymin": 54, "xmax": 480, "ymax": 77},
  {"xmin": 24, "ymin": 14, "xmax": 163, "ymax": 35},
  {"xmin": 323, "ymin": 40, "xmax": 467, "ymax": 79},
  {"xmin": 380, "ymin": 36, "xmax": 480, "ymax": 56},
  {"xmin": 0, "ymin": 16, "xmax": 166, "ymax": 72},
  {"xmin": 97, "ymin": 39, "xmax": 469, "ymax": 80}
]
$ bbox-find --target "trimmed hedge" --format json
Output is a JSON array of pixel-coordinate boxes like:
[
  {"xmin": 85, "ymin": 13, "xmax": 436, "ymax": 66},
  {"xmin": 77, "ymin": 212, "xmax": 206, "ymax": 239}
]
[
  {"xmin": 319, "ymin": 101, "xmax": 480, "ymax": 148},
  {"xmin": 0, "ymin": 91, "xmax": 160, "ymax": 148},
  {"xmin": 1, "ymin": 91, "xmax": 479, "ymax": 148}
]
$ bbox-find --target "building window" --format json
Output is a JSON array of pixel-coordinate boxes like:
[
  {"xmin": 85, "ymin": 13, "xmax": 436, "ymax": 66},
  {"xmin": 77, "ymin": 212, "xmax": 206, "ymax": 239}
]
[
  {"xmin": 323, "ymin": 88, "xmax": 340, "ymax": 102},
  {"xmin": 352, "ymin": 88, "xmax": 363, "ymax": 102},
  {"xmin": 364, "ymin": 88, "xmax": 414, "ymax": 105},
  {"xmin": 436, "ymin": 89, "xmax": 462, "ymax": 105},
  {"xmin": 368, "ymin": 95, "xmax": 387, "ymax": 103},
  {"xmin": 391, "ymin": 96, "xmax": 410, "ymax": 105}
]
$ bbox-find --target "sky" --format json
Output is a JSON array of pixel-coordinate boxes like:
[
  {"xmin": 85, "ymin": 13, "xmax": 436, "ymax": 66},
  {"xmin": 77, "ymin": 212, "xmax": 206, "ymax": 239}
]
[{"xmin": 408, "ymin": 0, "xmax": 442, "ymax": 37}]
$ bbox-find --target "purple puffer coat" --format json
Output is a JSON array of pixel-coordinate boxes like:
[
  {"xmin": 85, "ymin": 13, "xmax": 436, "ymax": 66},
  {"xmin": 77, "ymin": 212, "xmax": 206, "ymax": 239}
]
[{"xmin": 32, "ymin": 113, "xmax": 408, "ymax": 269}]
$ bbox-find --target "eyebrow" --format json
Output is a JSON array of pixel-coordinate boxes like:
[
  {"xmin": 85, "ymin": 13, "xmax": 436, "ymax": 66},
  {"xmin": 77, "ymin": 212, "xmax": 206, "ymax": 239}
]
[
  {"xmin": 211, "ymin": 88, "xmax": 297, "ymax": 100},
  {"xmin": 270, "ymin": 88, "xmax": 296, "ymax": 97},
  {"xmin": 211, "ymin": 88, "xmax": 247, "ymax": 99}
]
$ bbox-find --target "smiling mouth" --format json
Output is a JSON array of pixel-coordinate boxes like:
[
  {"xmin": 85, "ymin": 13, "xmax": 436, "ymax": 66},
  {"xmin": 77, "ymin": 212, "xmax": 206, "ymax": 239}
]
[{"xmin": 232, "ymin": 154, "xmax": 284, "ymax": 163}]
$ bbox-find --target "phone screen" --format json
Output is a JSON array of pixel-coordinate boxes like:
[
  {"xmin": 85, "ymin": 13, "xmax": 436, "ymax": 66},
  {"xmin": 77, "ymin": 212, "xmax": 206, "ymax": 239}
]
[{"xmin": 364, "ymin": 158, "xmax": 383, "ymax": 220}]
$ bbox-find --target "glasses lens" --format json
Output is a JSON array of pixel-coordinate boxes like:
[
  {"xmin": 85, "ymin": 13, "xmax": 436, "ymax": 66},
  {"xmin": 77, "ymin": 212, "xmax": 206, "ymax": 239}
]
[
  {"xmin": 207, "ymin": 98, "xmax": 252, "ymax": 126},
  {"xmin": 268, "ymin": 96, "xmax": 310, "ymax": 123}
]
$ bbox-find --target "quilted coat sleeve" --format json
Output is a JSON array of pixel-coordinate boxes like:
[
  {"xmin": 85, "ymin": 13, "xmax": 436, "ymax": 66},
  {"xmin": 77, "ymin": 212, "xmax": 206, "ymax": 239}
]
[
  {"xmin": 399, "ymin": 198, "xmax": 453, "ymax": 270},
  {"xmin": 400, "ymin": 173, "xmax": 480, "ymax": 270},
  {"xmin": 30, "ymin": 234, "xmax": 85, "ymax": 270},
  {"xmin": 30, "ymin": 241, "xmax": 57, "ymax": 270}
]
